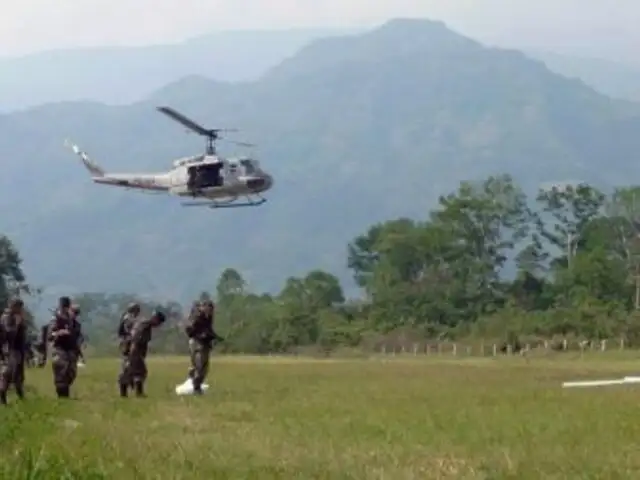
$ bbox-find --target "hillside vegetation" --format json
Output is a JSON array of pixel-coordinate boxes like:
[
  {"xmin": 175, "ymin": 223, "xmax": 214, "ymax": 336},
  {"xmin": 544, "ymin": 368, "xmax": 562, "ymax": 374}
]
[{"xmin": 4, "ymin": 175, "xmax": 640, "ymax": 352}]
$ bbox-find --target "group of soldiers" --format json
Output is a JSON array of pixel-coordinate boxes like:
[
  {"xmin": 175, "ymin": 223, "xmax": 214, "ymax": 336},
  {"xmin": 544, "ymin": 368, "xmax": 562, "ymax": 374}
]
[{"xmin": 0, "ymin": 295, "xmax": 221, "ymax": 404}]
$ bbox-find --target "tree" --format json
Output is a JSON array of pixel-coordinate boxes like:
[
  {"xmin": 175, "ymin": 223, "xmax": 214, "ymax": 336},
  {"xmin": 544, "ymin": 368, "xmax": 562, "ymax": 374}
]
[
  {"xmin": 429, "ymin": 174, "xmax": 531, "ymax": 317},
  {"xmin": 216, "ymin": 268, "xmax": 246, "ymax": 304},
  {"xmin": 603, "ymin": 186, "xmax": 640, "ymax": 309},
  {"xmin": 0, "ymin": 235, "xmax": 28, "ymax": 309},
  {"xmin": 347, "ymin": 218, "xmax": 416, "ymax": 293},
  {"xmin": 535, "ymin": 183, "xmax": 606, "ymax": 270}
]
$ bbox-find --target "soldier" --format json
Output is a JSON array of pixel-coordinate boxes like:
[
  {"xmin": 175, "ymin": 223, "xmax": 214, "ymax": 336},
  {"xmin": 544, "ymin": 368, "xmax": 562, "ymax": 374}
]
[
  {"xmin": 0, "ymin": 298, "xmax": 28, "ymax": 404},
  {"xmin": 70, "ymin": 305, "xmax": 86, "ymax": 365},
  {"xmin": 185, "ymin": 299, "xmax": 222, "ymax": 395},
  {"xmin": 119, "ymin": 309, "xmax": 165, "ymax": 397},
  {"xmin": 47, "ymin": 296, "xmax": 80, "ymax": 398},
  {"xmin": 117, "ymin": 303, "xmax": 140, "ymax": 396}
]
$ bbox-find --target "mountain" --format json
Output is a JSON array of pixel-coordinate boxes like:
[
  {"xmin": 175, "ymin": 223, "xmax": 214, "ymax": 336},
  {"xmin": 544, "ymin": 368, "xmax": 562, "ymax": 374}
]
[
  {"xmin": 527, "ymin": 50, "xmax": 640, "ymax": 101},
  {"xmin": 0, "ymin": 27, "xmax": 356, "ymax": 112},
  {"xmin": 3, "ymin": 18, "xmax": 640, "ymax": 308}
]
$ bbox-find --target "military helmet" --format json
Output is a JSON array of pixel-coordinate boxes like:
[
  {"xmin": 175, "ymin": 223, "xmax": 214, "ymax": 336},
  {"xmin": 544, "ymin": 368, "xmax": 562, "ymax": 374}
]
[
  {"xmin": 8, "ymin": 298, "xmax": 24, "ymax": 310},
  {"xmin": 127, "ymin": 302, "xmax": 141, "ymax": 314},
  {"xmin": 58, "ymin": 296, "xmax": 71, "ymax": 309}
]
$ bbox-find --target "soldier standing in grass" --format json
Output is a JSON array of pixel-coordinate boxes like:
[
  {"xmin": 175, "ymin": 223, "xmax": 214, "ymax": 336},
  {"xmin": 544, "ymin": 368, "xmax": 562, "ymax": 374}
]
[
  {"xmin": 47, "ymin": 296, "xmax": 80, "ymax": 398},
  {"xmin": 119, "ymin": 309, "xmax": 166, "ymax": 397},
  {"xmin": 185, "ymin": 299, "xmax": 222, "ymax": 395},
  {"xmin": 117, "ymin": 303, "xmax": 140, "ymax": 395},
  {"xmin": 0, "ymin": 298, "xmax": 28, "ymax": 404}
]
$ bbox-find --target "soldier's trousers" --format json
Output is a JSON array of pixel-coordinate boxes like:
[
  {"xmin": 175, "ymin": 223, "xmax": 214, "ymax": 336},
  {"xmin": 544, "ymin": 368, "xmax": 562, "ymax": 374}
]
[
  {"xmin": 188, "ymin": 342, "xmax": 211, "ymax": 390},
  {"xmin": 51, "ymin": 349, "xmax": 78, "ymax": 393},
  {"xmin": 119, "ymin": 351, "xmax": 147, "ymax": 388},
  {"xmin": 0, "ymin": 351, "xmax": 25, "ymax": 394}
]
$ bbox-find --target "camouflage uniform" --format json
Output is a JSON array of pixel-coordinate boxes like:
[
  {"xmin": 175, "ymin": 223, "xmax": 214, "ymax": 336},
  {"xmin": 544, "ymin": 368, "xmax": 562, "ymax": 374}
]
[
  {"xmin": 70, "ymin": 305, "xmax": 85, "ymax": 364},
  {"xmin": 47, "ymin": 297, "xmax": 79, "ymax": 398},
  {"xmin": 117, "ymin": 304, "xmax": 140, "ymax": 395},
  {"xmin": 119, "ymin": 310, "xmax": 165, "ymax": 397},
  {"xmin": 0, "ymin": 299, "xmax": 28, "ymax": 404},
  {"xmin": 185, "ymin": 300, "xmax": 221, "ymax": 394}
]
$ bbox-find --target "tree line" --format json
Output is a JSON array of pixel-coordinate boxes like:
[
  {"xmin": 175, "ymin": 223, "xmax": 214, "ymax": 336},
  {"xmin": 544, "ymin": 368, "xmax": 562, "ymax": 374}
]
[{"xmin": 4, "ymin": 174, "xmax": 640, "ymax": 354}]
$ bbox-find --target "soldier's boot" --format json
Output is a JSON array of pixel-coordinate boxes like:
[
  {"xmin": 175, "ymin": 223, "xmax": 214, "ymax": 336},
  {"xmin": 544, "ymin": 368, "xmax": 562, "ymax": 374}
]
[
  {"xmin": 134, "ymin": 381, "xmax": 145, "ymax": 398},
  {"xmin": 56, "ymin": 386, "xmax": 70, "ymax": 398},
  {"xmin": 193, "ymin": 379, "xmax": 203, "ymax": 395},
  {"xmin": 119, "ymin": 383, "xmax": 128, "ymax": 397}
]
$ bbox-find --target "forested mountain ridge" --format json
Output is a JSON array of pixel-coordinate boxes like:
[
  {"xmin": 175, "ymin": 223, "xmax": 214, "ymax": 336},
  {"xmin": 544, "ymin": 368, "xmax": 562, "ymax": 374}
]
[
  {"xmin": 528, "ymin": 50, "xmax": 640, "ymax": 101},
  {"xmin": 3, "ymin": 18, "xmax": 640, "ymax": 310},
  {"xmin": 0, "ymin": 27, "xmax": 355, "ymax": 111}
]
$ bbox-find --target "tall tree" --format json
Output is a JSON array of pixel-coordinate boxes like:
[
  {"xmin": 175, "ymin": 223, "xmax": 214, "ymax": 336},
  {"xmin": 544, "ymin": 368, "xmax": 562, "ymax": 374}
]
[
  {"xmin": 0, "ymin": 235, "xmax": 28, "ymax": 309},
  {"xmin": 429, "ymin": 174, "xmax": 531, "ymax": 316},
  {"xmin": 535, "ymin": 183, "xmax": 606, "ymax": 270},
  {"xmin": 216, "ymin": 268, "xmax": 246, "ymax": 304}
]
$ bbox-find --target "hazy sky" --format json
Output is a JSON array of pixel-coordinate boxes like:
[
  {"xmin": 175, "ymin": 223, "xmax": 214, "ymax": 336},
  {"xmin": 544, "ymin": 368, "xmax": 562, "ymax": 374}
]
[{"xmin": 2, "ymin": 0, "xmax": 639, "ymax": 60}]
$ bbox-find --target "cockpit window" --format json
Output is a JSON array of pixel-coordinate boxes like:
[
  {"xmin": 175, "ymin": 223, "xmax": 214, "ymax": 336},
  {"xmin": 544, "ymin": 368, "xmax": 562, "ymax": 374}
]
[{"xmin": 240, "ymin": 159, "xmax": 256, "ymax": 175}]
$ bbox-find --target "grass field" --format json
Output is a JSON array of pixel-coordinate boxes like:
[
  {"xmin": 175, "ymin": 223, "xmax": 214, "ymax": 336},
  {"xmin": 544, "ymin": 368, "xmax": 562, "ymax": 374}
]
[{"xmin": 2, "ymin": 354, "xmax": 640, "ymax": 479}]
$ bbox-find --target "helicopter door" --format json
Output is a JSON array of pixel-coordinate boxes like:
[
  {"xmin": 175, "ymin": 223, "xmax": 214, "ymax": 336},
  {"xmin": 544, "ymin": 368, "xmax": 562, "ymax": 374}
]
[{"xmin": 188, "ymin": 164, "xmax": 222, "ymax": 189}]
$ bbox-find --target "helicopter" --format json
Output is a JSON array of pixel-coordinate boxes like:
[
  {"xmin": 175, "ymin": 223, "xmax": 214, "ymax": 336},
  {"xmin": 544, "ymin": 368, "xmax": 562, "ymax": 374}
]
[{"xmin": 64, "ymin": 106, "xmax": 273, "ymax": 208}]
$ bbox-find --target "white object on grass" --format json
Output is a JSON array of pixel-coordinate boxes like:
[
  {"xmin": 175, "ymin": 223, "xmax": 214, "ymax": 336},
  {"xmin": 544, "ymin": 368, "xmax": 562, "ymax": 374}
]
[
  {"xmin": 175, "ymin": 377, "xmax": 209, "ymax": 395},
  {"xmin": 77, "ymin": 361, "xmax": 86, "ymax": 368},
  {"xmin": 562, "ymin": 376, "xmax": 640, "ymax": 388}
]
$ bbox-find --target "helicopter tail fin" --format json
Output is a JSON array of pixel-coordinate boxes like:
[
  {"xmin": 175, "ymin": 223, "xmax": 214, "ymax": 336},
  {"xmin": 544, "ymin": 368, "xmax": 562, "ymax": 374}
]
[{"xmin": 64, "ymin": 139, "xmax": 105, "ymax": 177}]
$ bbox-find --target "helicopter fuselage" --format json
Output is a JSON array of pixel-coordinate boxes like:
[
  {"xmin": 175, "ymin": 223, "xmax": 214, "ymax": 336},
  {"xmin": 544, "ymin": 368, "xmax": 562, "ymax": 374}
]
[{"xmin": 91, "ymin": 155, "xmax": 273, "ymax": 200}]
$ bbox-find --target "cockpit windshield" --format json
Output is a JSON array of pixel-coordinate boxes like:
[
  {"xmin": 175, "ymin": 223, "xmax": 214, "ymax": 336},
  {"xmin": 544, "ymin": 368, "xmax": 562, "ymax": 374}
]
[{"xmin": 240, "ymin": 158, "xmax": 257, "ymax": 175}]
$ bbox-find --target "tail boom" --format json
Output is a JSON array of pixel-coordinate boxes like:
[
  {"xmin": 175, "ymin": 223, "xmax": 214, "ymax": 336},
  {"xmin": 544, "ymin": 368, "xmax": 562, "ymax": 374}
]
[{"xmin": 64, "ymin": 139, "xmax": 105, "ymax": 177}]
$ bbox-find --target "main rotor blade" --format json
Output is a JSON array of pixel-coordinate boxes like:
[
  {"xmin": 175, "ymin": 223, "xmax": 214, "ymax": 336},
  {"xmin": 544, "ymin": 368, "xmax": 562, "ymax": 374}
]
[
  {"xmin": 221, "ymin": 138, "xmax": 256, "ymax": 148},
  {"xmin": 157, "ymin": 106, "xmax": 210, "ymax": 136}
]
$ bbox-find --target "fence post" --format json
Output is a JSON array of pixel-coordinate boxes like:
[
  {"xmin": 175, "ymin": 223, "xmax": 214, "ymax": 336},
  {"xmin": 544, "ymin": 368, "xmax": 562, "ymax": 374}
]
[
  {"xmin": 620, "ymin": 338, "xmax": 625, "ymax": 350},
  {"xmin": 492, "ymin": 344, "xmax": 497, "ymax": 356},
  {"xmin": 452, "ymin": 344, "xmax": 457, "ymax": 356}
]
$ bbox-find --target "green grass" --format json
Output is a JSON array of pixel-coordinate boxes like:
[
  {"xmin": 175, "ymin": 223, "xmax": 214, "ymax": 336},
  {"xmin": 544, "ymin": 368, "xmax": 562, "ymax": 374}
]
[{"xmin": 2, "ymin": 354, "xmax": 640, "ymax": 479}]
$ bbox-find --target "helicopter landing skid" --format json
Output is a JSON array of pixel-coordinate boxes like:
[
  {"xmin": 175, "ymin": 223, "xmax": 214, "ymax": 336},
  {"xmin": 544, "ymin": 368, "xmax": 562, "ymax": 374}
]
[{"xmin": 181, "ymin": 195, "xmax": 266, "ymax": 209}]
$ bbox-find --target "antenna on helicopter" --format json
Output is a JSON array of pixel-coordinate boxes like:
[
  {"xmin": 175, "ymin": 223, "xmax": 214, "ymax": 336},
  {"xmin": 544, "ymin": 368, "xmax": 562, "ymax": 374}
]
[{"xmin": 156, "ymin": 106, "xmax": 254, "ymax": 155}]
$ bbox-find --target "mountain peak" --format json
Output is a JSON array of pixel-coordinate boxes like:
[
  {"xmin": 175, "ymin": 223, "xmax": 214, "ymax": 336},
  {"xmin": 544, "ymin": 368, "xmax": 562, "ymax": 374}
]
[{"xmin": 263, "ymin": 18, "xmax": 480, "ymax": 81}]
